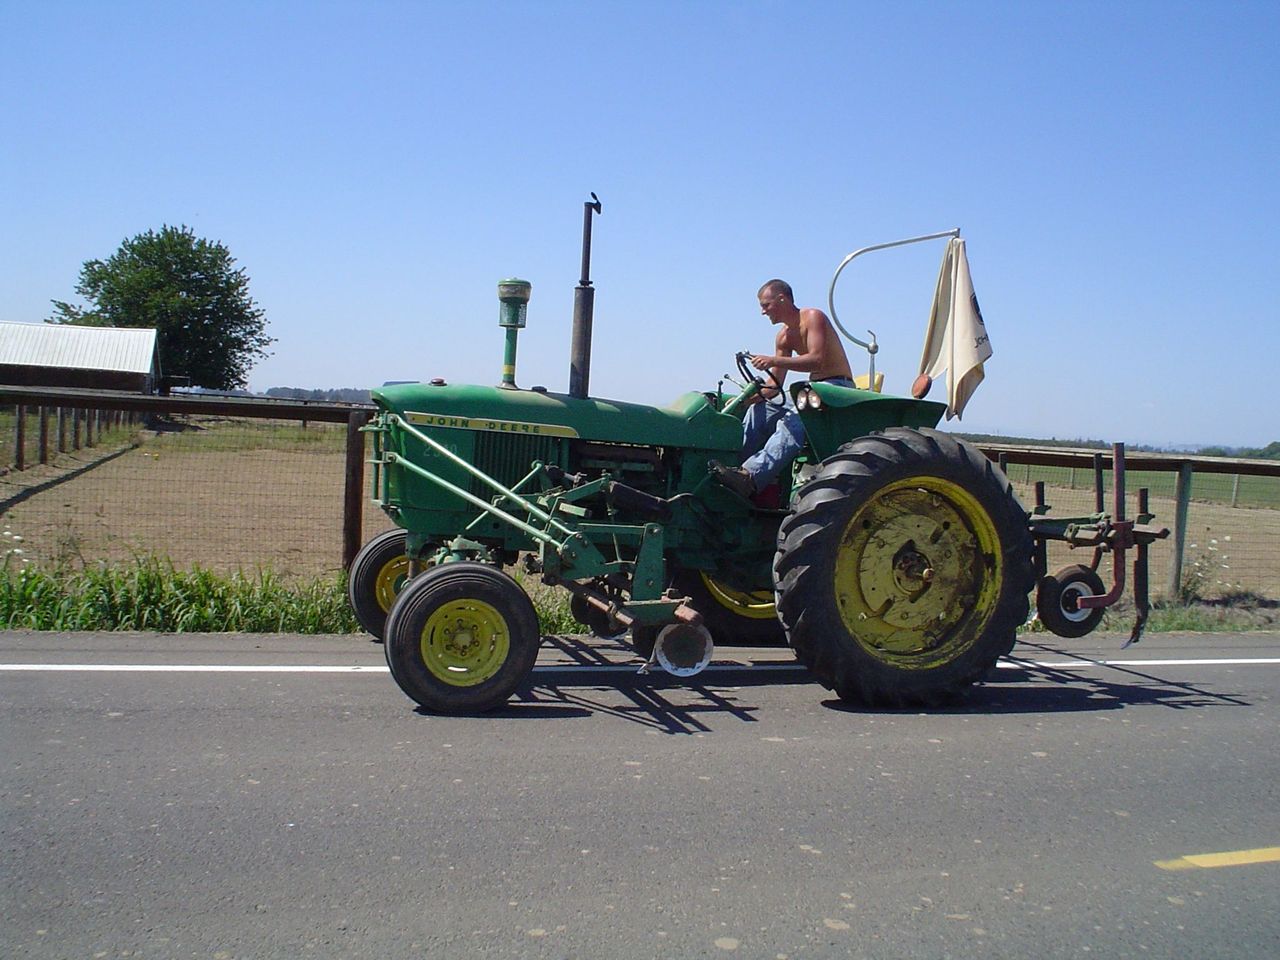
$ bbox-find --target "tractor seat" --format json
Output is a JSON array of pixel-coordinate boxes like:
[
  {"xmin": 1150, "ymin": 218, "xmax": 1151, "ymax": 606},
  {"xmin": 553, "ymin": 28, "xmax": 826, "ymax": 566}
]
[{"xmin": 852, "ymin": 372, "xmax": 884, "ymax": 392}]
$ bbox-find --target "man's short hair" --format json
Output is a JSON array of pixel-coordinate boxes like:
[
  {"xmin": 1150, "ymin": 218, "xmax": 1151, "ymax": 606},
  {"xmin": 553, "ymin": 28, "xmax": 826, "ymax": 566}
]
[{"xmin": 758, "ymin": 279, "xmax": 793, "ymax": 302}]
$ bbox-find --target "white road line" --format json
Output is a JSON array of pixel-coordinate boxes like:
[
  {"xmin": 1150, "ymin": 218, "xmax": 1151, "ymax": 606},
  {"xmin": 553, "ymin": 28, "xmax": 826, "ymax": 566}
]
[
  {"xmin": 0, "ymin": 662, "xmax": 802, "ymax": 674},
  {"xmin": 0, "ymin": 663, "xmax": 389, "ymax": 673},
  {"xmin": 999, "ymin": 657, "xmax": 1280, "ymax": 668},
  {"xmin": 0, "ymin": 657, "xmax": 1277, "ymax": 674}
]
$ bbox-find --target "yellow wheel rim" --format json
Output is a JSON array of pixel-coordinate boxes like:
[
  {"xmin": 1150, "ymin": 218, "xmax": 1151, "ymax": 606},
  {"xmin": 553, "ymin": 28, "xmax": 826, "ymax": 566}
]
[
  {"xmin": 832, "ymin": 476, "xmax": 1002, "ymax": 669},
  {"xmin": 700, "ymin": 572, "xmax": 777, "ymax": 621},
  {"xmin": 420, "ymin": 599, "xmax": 511, "ymax": 687},
  {"xmin": 374, "ymin": 555, "xmax": 411, "ymax": 614}
]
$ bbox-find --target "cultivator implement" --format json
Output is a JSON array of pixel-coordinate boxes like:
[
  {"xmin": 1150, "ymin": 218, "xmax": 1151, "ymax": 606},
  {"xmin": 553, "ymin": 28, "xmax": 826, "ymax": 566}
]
[{"xmin": 1025, "ymin": 442, "xmax": 1169, "ymax": 645}]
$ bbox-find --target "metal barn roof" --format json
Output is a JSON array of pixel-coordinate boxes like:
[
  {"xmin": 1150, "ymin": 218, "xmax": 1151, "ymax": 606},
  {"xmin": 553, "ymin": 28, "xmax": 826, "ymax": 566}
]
[{"xmin": 0, "ymin": 322, "xmax": 158, "ymax": 374}]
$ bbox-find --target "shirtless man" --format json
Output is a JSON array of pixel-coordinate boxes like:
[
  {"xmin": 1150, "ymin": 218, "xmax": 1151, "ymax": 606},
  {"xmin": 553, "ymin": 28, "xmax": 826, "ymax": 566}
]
[{"xmin": 711, "ymin": 279, "xmax": 854, "ymax": 498}]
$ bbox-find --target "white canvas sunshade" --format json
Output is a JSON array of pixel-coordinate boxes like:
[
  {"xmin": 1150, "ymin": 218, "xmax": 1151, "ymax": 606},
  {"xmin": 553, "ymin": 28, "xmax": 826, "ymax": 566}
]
[{"xmin": 918, "ymin": 238, "xmax": 991, "ymax": 420}]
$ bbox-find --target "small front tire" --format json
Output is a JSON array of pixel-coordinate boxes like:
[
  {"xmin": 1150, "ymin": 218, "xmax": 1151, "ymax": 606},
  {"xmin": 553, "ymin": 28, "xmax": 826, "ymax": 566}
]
[
  {"xmin": 348, "ymin": 529, "xmax": 415, "ymax": 641},
  {"xmin": 384, "ymin": 562, "xmax": 541, "ymax": 714}
]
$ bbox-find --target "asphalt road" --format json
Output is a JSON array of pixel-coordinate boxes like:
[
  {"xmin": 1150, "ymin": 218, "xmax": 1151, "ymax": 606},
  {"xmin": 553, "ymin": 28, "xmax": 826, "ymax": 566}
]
[{"xmin": 3, "ymin": 629, "xmax": 1279, "ymax": 959}]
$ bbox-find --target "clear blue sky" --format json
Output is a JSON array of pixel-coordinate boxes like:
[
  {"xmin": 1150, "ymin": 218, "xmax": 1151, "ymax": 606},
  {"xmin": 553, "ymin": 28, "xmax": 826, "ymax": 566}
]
[{"xmin": 3, "ymin": 1, "xmax": 1276, "ymax": 447}]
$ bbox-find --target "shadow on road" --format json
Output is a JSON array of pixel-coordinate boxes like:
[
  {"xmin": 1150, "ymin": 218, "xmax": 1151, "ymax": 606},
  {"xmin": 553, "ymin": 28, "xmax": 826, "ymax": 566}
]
[
  {"xmin": 506, "ymin": 665, "xmax": 819, "ymax": 733},
  {"xmin": 824, "ymin": 641, "xmax": 1252, "ymax": 716},
  {"xmin": 408, "ymin": 634, "xmax": 1253, "ymax": 728}
]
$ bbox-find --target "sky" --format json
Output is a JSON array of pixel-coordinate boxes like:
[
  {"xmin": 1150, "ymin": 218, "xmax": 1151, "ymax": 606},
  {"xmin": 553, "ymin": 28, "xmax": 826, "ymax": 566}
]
[{"xmin": 2, "ymin": 0, "xmax": 1276, "ymax": 448}]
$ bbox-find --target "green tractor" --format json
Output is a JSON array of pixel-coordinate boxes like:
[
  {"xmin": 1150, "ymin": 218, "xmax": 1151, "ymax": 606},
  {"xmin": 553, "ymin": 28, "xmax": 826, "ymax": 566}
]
[{"xmin": 351, "ymin": 199, "xmax": 1164, "ymax": 713}]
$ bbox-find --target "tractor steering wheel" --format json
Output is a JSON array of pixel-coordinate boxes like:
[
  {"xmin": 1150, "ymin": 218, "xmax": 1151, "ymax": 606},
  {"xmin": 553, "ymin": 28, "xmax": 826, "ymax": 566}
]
[{"xmin": 735, "ymin": 351, "xmax": 787, "ymax": 408}]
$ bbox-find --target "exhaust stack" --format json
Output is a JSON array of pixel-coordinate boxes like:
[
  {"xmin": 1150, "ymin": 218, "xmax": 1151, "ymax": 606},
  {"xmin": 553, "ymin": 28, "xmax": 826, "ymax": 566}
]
[{"xmin": 569, "ymin": 193, "xmax": 602, "ymax": 399}]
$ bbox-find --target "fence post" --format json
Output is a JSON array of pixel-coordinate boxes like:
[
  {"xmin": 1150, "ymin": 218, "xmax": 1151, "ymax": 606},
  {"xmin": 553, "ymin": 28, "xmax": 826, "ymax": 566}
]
[
  {"xmin": 39, "ymin": 406, "xmax": 49, "ymax": 465},
  {"xmin": 342, "ymin": 411, "xmax": 369, "ymax": 570},
  {"xmin": 14, "ymin": 404, "xmax": 25, "ymax": 471},
  {"xmin": 1166, "ymin": 462, "xmax": 1194, "ymax": 599},
  {"xmin": 1231, "ymin": 474, "xmax": 1240, "ymax": 508},
  {"xmin": 57, "ymin": 406, "xmax": 67, "ymax": 454},
  {"xmin": 73, "ymin": 409, "xmax": 81, "ymax": 450}
]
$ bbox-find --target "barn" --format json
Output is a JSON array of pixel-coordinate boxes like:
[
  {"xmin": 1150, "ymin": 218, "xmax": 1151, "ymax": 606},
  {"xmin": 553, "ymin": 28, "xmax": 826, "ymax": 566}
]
[{"xmin": 0, "ymin": 322, "xmax": 160, "ymax": 393}]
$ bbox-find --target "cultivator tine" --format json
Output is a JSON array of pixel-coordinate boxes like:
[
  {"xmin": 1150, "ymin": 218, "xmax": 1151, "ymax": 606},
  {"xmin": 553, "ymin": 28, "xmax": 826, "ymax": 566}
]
[
  {"xmin": 1032, "ymin": 482, "xmax": 1048, "ymax": 580},
  {"xmin": 1093, "ymin": 453, "xmax": 1105, "ymax": 513},
  {"xmin": 1125, "ymin": 487, "xmax": 1152, "ymax": 648}
]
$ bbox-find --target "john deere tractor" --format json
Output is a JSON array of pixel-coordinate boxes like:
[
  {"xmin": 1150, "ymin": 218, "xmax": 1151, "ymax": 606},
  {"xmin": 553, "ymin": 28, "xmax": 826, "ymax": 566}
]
[{"xmin": 351, "ymin": 199, "xmax": 1164, "ymax": 713}]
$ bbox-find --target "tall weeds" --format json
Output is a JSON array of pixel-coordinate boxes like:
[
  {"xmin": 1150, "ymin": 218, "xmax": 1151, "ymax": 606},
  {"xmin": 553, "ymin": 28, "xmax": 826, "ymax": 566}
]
[
  {"xmin": 0, "ymin": 555, "xmax": 581, "ymax": 635},
  {"xmin": 0, "ymin": 555, "xmax": 359, "ymax": 633}
]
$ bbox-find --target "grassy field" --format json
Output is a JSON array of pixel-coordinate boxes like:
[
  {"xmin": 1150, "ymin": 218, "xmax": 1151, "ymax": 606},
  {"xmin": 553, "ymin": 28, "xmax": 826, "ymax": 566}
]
[{"xmin": 1000, "ymin": 460, "xmax": 1280, "ymax": 510}]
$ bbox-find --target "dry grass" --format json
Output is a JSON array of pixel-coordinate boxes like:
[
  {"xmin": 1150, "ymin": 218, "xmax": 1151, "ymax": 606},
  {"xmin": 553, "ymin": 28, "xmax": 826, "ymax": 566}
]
[
  {"xmin": 1013, "ymin": 481, "xmax": 1280, "ymax": 600},
  {"xmin": 1, "ymin": 421, "xmax": 394, "ymax": 579}
]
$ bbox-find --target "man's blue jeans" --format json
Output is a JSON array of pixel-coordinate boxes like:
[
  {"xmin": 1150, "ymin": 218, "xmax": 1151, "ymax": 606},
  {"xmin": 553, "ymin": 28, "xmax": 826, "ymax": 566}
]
[{"xmin": 741, "ymin": 378, "xmax": 854, "ymax": 486}]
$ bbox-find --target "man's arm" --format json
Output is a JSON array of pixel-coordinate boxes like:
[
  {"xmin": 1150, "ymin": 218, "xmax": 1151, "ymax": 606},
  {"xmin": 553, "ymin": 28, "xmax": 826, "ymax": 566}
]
[
  {"xmin": 753, "ymin": 328, "xmax": 792, "ymax": 401},
  {"xmin": 750, "ymin": 309, "xmax": 830, "ymax": 374}
]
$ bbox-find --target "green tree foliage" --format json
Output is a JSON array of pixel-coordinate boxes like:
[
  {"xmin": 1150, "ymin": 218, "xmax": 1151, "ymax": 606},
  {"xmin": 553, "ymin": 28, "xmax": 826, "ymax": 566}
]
[
  {"xmin": 265, "ymin": 386, "xmax": 372, "ymax": 403},
  {"xmin": 1197, "ymin": 442, "xmax": 1280, "ymax": 460},
  {"xmin": 49, "ymin": 225, "xmax": 274, "ymax": 390}
]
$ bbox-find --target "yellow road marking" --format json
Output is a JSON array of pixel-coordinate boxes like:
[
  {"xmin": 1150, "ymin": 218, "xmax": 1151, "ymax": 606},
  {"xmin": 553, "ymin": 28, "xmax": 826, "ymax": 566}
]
[{"xmin": 1155, "ymin": 846, "xmax": 1280, "ymax": 871}]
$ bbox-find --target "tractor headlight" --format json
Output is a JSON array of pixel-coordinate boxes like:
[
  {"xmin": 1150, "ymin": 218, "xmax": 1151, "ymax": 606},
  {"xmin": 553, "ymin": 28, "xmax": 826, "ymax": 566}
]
[
  {"xmin": 807, "ymin": 390, "xmax": 823, "ymax": 410},
  {"xmin": 796, "ymin": 390, "xmax": 810, "ymax": 411}
]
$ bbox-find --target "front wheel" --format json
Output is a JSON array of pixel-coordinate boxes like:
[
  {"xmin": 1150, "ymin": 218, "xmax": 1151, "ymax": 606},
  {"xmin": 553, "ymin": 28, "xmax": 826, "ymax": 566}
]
[
  {"xmin": 347, "ymin": 529, "xmax": 414, "ymax": 641},
  {"xmin": 774, "ymin": 428, "xmax": 1034, "ymax": 706},
  {"xmin": 384, "ymin": 562, "xmax": 541, "ymax": 714}
]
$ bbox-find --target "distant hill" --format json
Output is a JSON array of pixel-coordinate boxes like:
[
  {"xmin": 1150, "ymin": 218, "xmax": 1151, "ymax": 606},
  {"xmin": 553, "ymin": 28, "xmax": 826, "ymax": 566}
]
[
  {"xmin": 265, "ymin": 386, "xmax": 372, "ymax": 403},
  {"xmin": 959, "ymin": 432, "xmax": 1109, "ymax": 450},
  {"xmin": 1192, "ymin": 441, "xmax": 1280, "ymax": 460},
  {"xmin": 959, "ymin": 433, "xmax": 1280, "ymax": 461}
]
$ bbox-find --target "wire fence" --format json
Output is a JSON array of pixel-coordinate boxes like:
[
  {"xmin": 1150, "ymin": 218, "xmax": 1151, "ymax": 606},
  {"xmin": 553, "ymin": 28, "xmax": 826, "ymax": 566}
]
[
  {"xmin": 1, "ymin": 392, "xmax": 1278, "ymax": 602},
  {"xmin": 1000, "ymin": 462, "xmax": 1279, "ymax": 602},
  {"xmin": 1, "ymin": 416, "xmax": 393, "ymax": 578}
]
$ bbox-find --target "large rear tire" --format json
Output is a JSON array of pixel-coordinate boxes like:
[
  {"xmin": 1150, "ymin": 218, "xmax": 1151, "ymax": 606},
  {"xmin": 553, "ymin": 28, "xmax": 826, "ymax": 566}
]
[
  {"xmin": 774, "ymin": 428, "xmax": 1033, "ymax": 706},
  {"xmin": 384, "ymin": 562, "xmax": 541, "ymax": 714}
]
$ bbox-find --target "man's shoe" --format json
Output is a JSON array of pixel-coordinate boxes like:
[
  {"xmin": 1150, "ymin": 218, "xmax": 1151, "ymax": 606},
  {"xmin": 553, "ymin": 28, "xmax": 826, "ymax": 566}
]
[{"xmin": 708, "ymin": 460, "xmax": 756, "ymax": 499}]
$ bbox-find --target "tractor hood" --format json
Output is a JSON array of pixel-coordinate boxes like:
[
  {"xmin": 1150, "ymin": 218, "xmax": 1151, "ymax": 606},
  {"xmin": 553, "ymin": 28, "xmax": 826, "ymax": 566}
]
[{"xmin": 371, "ymin": 382, "xmax": 743, "ymax": 452}]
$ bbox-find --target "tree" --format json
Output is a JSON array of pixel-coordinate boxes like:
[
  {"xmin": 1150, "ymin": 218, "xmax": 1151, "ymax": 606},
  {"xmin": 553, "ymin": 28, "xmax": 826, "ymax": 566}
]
[{"xmin": 49, "ymin": 225, "xmax": 274, "ymax": 390}]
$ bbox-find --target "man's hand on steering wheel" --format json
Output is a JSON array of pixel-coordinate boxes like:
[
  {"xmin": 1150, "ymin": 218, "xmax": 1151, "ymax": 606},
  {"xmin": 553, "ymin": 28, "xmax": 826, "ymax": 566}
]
[{"xmin": 735, "ymin": 351, "xmax": 787, "ymax": 406}]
